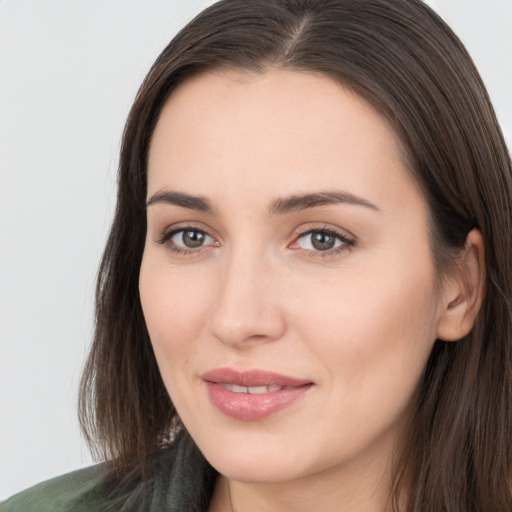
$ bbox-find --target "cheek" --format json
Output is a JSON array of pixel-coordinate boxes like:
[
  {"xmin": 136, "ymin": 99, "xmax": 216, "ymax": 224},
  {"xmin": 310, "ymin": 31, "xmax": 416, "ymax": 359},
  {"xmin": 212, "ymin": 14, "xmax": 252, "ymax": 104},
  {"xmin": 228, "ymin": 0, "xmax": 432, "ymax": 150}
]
[
  {"xmin": 292, "ymin": 263, "xmax": 437, "ymax": 341},
  {"xmin": 138, "ymin": 254, "xmax": 213, "ymax": 382},
  {"xmin": 289, "ymin": 260, "xmax": 439, "ymax": 414}
]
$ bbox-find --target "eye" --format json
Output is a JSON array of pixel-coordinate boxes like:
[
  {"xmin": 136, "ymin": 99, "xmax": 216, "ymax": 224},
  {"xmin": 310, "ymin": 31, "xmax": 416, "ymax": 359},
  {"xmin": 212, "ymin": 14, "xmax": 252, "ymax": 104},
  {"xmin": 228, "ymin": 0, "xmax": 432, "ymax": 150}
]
[
  {"xmin": 156, "ymin": 227, "xmax": 217, "ymax": 253},
  {"xmin": 291, "ymin": 227, "xmax": 354, "ymax": 255},
  {"xmin": 171, "ymin": 229, "xmax": 214, "ymax": 249}
]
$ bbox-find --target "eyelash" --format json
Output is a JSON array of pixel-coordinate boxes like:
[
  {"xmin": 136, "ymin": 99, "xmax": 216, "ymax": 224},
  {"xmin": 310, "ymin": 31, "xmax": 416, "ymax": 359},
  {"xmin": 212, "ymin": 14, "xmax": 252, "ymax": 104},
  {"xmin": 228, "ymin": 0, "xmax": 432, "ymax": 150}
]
[
  {"xmin": 292, "ymin": 226, "xmax": 355, "ymax": 258},
  {"xmin": 155, "ymin": 225, "xmax": 217, "ymax": 256},
  {"xmin": 155, "ymin": 225, "xmax": 355, "ymax": 258}
]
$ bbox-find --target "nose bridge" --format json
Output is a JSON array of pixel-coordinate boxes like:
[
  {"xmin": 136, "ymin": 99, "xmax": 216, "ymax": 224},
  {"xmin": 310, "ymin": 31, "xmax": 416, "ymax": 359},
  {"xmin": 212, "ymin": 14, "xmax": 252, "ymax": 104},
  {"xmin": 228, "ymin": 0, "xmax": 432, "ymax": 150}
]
[{"xmin": 207, "ymin": 243, "xmax": 285, "ymax": 346}]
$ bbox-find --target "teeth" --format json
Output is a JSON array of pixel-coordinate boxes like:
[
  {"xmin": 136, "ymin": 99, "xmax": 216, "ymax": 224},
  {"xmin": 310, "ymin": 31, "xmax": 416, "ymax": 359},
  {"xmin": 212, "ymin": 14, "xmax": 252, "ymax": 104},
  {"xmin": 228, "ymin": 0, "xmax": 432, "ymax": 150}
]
[
  {"xmin": 231, "ymin": 384, "xmax": 248, "ymax": 393},
  {"xmin": 218, "ymin": 384, "xmax": 284, "ymax": 394},
  {"xmin": 248, "ymin": 386, "xmax": 270, "ymax": 394}
]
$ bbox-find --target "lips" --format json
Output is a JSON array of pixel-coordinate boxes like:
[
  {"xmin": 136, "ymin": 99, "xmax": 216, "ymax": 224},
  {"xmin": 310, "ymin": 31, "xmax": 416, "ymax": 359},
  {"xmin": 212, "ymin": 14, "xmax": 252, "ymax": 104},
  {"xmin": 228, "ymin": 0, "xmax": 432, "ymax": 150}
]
[{"xmin": 202, "ymin": 368, "xmax": 313, "ymax": 421}]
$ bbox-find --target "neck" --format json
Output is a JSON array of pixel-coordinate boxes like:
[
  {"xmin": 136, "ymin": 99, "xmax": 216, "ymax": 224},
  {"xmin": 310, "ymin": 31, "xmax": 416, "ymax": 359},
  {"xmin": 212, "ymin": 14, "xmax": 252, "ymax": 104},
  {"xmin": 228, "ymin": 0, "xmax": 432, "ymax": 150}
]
[{"xmin": 209, "ymin": 449, "xmax": 402, "ymax": 512}]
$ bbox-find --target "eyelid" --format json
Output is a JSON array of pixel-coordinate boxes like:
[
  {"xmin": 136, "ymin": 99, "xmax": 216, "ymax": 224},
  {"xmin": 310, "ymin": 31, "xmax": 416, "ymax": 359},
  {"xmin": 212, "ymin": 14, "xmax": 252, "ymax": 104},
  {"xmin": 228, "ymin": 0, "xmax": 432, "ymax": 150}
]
[
  {"xmin": 289, "ymin": 223, "xmax": 356, "ymax": 256},
  {"xmin": 293, "ymin": 223, "xmax": 355, "ymax": 239},
  {"xmin": 154, "ymin": 222, "xmax": 219, "ymax": 252}
]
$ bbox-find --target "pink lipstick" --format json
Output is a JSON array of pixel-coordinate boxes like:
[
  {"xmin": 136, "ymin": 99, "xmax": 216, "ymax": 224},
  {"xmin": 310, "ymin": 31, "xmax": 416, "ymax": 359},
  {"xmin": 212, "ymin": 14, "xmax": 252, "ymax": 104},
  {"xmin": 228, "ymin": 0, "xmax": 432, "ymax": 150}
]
[{"xmin": 202, "ymin": 368, "xmax": 313, "ymax": 421}]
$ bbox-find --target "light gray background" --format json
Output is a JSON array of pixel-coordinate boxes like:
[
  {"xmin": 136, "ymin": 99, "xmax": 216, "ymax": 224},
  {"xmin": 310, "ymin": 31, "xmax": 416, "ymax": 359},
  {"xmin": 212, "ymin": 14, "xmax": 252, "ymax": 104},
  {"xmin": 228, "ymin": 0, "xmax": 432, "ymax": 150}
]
[{"xmin": 1, "ymin": 0, "xmax": 511, "ymax": 500}]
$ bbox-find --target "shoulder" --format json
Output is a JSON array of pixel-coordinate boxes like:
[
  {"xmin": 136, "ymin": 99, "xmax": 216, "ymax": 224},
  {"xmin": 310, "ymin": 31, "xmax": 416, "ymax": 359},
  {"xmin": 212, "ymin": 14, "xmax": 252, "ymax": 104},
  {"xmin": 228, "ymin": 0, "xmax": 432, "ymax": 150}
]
[
  {"xmin": 0, "ymin": 464, "xmax": 109, "ymax": 512},
  {"xmin": 0, "ymin": 434, "xmax": 217, "ymax": 512}
]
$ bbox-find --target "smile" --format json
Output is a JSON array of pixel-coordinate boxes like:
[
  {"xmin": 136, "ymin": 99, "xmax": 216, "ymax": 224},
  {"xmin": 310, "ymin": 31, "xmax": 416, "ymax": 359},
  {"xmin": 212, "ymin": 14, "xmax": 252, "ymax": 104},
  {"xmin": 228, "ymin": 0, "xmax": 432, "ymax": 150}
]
[{"xmin": 202, "ymin": 368, "xmax": 314, "ymax": 421}]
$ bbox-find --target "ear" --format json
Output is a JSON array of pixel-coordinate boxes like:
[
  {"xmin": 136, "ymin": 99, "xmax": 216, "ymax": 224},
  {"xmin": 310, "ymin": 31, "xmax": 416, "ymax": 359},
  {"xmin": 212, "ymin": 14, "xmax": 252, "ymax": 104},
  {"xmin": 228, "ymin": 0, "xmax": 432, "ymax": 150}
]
[{"xmin": 436, "ymin": 229, "xmax": 486, "ymax": 342}]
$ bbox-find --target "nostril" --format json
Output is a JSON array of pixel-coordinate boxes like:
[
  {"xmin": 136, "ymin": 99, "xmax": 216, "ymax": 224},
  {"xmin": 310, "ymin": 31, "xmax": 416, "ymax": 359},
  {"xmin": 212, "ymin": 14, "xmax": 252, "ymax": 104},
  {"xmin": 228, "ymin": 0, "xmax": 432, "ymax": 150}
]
[{"xmin": 207, "ymin": 303, "xmax": 286, "ymax": 347}]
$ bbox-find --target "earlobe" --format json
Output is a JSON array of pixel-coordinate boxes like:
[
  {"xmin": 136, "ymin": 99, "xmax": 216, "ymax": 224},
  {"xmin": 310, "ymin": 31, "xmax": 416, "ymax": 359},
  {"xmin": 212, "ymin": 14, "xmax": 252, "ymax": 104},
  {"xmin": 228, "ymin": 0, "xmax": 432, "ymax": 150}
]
[{"xmin": 436, "ymin": 229, "xmax": 486, "ymax": 342}]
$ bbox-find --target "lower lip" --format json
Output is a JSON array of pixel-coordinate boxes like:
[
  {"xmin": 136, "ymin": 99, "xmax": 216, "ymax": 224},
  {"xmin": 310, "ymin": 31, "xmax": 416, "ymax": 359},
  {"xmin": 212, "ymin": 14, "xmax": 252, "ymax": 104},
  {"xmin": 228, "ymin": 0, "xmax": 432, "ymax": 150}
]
[{"xmin": 205, "ymin": 382, "xmax": 312, "ymax": 421}]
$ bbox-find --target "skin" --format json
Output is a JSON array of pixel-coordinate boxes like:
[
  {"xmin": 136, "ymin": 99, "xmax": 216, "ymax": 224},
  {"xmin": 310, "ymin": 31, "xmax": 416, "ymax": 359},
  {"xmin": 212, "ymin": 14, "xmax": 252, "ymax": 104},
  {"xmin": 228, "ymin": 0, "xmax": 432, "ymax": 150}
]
[{"xmin": 139, "ymin": 69, "xmax": 484, "ymax": 511}]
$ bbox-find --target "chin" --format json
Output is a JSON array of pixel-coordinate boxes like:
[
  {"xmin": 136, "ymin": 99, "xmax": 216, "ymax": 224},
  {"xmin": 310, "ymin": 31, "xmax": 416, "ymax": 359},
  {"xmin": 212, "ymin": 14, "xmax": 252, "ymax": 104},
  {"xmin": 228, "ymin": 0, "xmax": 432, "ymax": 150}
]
[
  {"xmin": 212, "ymin": 457, "xmax": 304, "ymax": 485},
  {"xmin": 195, "ymin": 433, "xmax": 309, "ymax": 484}
]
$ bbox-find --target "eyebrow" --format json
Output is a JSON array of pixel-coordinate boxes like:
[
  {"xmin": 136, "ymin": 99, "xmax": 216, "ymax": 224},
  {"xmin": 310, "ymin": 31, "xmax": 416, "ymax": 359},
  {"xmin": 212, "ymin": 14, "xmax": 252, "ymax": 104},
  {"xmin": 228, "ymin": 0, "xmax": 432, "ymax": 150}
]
[
  {"xmin": 269, "ymin": 191, "xmax": 379, "ymax": 215},
  {"xmin": 145, "ymin": 189, "xmax": 379, "ymax": 215},
  {"xmin": 146, "ymin": 190, "xmax": 215, "ymax": 213}
]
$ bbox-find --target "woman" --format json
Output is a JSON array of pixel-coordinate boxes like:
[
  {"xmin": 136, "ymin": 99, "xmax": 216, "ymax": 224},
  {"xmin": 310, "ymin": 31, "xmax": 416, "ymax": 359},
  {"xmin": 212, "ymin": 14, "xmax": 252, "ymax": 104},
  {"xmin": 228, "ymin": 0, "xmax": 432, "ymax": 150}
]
[{"xmin": 2, "ymin": 0, "xmax": 511, "ymax": 510}]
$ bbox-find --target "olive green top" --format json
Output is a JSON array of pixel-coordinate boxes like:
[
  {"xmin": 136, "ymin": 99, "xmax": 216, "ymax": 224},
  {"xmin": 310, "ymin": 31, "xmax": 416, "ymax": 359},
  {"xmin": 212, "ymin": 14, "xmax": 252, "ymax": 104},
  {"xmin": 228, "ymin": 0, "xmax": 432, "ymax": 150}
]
[{"xmin": 0, "ymin": 433, "xmax": 217, "ymax": 512}]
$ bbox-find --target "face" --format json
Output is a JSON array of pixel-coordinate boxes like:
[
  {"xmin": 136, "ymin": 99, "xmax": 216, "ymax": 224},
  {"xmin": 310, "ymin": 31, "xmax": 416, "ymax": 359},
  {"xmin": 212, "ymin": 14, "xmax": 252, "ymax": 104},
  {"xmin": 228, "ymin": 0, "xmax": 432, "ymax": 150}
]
[{"xmin": 139, "ymin": 69, "xmax": 446, "ymax": 488}]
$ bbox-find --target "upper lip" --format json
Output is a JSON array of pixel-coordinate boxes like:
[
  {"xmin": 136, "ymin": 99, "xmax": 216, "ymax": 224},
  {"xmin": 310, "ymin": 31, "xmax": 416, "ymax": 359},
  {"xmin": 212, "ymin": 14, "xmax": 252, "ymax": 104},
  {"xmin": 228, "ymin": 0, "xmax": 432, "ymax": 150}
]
[{"xmin": 201, "ymin": 367, "xmax": 313, "ymax": 387}]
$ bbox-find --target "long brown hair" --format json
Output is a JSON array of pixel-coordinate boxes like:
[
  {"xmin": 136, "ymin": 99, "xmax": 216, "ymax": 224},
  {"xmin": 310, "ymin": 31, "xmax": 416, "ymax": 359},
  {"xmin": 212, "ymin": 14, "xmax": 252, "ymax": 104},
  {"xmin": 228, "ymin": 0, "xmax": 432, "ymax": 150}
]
[{"xmin": 79, "ymin": 1, "xmax": 512, "ymax": 509}]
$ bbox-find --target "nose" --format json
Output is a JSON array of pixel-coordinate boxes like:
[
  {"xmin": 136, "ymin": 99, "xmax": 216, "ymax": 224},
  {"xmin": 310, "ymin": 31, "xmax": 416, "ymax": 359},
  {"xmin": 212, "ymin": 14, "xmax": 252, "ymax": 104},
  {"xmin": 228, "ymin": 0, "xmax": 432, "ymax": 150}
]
[{"xmin": 207, "ymin": 250, "xmax": 286, "ymax": 348}]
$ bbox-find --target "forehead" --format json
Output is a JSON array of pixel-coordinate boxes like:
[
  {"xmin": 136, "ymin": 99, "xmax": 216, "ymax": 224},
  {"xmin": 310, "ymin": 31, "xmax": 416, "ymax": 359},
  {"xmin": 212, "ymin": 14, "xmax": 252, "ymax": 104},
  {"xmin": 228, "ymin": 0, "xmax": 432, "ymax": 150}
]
[{"xmin": 147, "ymin": 68, "xmax": 421, "ymax": 213}]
